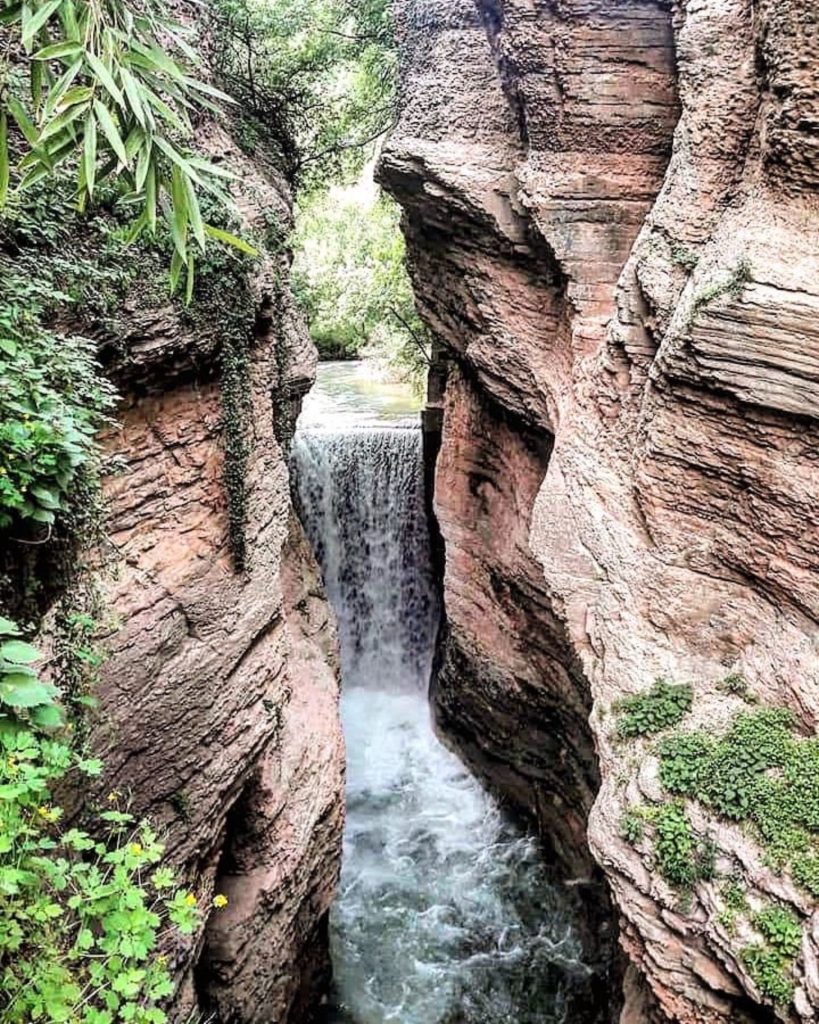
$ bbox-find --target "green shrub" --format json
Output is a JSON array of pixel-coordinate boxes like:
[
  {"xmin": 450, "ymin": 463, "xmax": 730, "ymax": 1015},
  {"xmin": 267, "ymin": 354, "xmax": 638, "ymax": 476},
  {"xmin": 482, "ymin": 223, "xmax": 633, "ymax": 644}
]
[
  {"xmin": 657, "ymin": 707, "xmax": 819, "ymax": 898},
  {"xmin": 658, "ymin": 731, "xmax": 713, "ymax": 797},
  {"xmin": 691, "ymin": 258, "xmax": 753, "ymax": 317},
  {"xmin": 741, "ymin": 944, "xmax": 795, "ymax": 1006},
  {"xmin": 718, "ymin": 876, "xmax": 747, "ymax": 933},
  {"xmin": 716, "ymin": 671, "xmax": 757, "ymax": 703},
  {"xmin": 0, "ymin": 324, "xmax": 116, "ymax": 532},
  {"xmin": 791, "ymin": 853, "xmax": 819, "ymax": 897},
  {"xmin": 754, "ymin": 906, "xmax": 802, "ymax": 961},
  {"xmin": 615, "ymin": 679, "xmax": 693, "ymax": 739},
  {"xmin": 654, "ymin": 804, "xmax": 699, "ymax": 888},
  {"xmin": 0, "ymin": 615, "xmax": 61, "ymax": 728},
  {"xmin": 0, "ymin": 625, "xmax": 217, "ymax": 1023},
  {"xmin": 620, "ymin": 807, "xmax": 646, "ymax": 844}
]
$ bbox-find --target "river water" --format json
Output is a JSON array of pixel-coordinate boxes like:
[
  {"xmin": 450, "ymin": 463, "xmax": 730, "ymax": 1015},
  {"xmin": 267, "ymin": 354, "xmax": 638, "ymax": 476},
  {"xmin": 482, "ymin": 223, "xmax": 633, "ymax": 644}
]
[{"xmin": 291, "ymin": 362, "xmax": 601, "ymax": 1024}]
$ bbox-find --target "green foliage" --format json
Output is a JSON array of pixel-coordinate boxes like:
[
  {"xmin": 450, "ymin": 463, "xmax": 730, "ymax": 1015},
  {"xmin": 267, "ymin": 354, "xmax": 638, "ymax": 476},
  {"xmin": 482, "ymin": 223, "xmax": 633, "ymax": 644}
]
[
  {"xmin": 0, "ymin": 615, "xmax": 61, "ymax": 728},
  {"xmin": 615, "ymin": 679, "xmax": 693, "ymax": 739},
  {"xmin": 653, "ymin": 803, "xmax": 714, "ymax": 889},
  {"xmin": 220, "ymin": 332, "xmax": 252, "ymax": 571},
  {"xmin": 657, "ymin": 708, "xmax": 819, "ymax": 897},
  {"xmin": 691, "ymin": 258, "xmax": 753, "ymax": 317},
  {"xmin": 0, "ymin": 0, "xmax": 254, "ymax": 287},
  {"xmin": 754, "ymin": 906, "xmax": 802, "ymax": 961},
  {"xmin": 208, "ymin": 0, "xmax": 396, "ymax": 187},
  {"xmin": 658, "ymin": 731, "xmax": 712, "ymax": 796},
  {"xmin": 0, "ymin": 625, "xmax": 216, "ymax": 1023},
  {"xmin": 0, "ymin": 730, "xmax": 200, "ymax": 1023},
  {"xmin": 791, "ymin": 853, "xmax": 819, "ymax": 897},
  {"xmin": 0, "ymin": 306, "xmax": 116, "ymax": 533},
  {"xmin": 741, "ymin": 944, "xmax": 795, "ymax": 1007},
  {"xmin": 717, "ymin": 876, "xmax": 747, "ymax": 933},
  {"xmin": 716, "ymin": 671, "xmax": 756, "ymax": 702},
  {"xmin": 619, "ymin": 807, "xmax": 645, "ymax": 844},
  {"xmin": 0, "ymin": 177, "xmax": 123, "ymax": 539},
  {"xmin": 669, "ymin": 242, "xmax": 699, "ymax": 271},
  {"xmin": 292, "ymin": 183, "xmax": 430, "ymax": 387}
]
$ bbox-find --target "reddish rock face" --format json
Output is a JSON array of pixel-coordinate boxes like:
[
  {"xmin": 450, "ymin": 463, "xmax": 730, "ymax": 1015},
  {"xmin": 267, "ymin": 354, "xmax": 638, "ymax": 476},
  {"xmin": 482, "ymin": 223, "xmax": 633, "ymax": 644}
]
[
  {"xmin": 94, "ymin": 125, "xmax": 344, "ymax": 1022},
  {"xmin": 382, "ymin": 0, "xmax": 819, "ymax": 1020}
]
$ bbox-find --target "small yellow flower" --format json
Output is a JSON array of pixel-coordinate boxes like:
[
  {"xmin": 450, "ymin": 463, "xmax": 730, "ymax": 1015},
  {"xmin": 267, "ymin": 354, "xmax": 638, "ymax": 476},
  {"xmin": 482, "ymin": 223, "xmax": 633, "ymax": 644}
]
[
  {"xmin": 157, "ymin": 955, "xmax": 167, "ymax": 966},
  {"xmin": 213, "ymin": 894, "xmax": 229, "ymax": 909},
  {"xmin": 37, "ymin": 805, "xmax": 52, "ymax": 819},
  {"xmin": 129, "ymin": 843, "xmax": 143, "ymax": 856},
  {"xmin": 184, "ymin": 893, "xmax": 197, "ymax": 907},
  {"xmin": 107, "ymin": 791, "xmax": 120, "ymax": 803}
]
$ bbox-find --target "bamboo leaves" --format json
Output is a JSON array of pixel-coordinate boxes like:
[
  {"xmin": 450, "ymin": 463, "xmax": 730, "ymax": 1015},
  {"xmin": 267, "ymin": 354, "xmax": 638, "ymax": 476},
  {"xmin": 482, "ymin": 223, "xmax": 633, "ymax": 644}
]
[{"xmin": 1, "ymin": 0, "xmax": 256, "ymax": 295}]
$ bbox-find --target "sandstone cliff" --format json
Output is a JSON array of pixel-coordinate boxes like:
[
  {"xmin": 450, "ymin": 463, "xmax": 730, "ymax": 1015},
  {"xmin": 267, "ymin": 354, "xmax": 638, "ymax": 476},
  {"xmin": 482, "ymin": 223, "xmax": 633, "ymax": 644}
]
[
  {"xmin": 381, "ymin": 1, "xmax": 819, "ymax": 1020},
  {"xmin": 92, "ymin": 122, "xmax": 344, "ymax": 1022}
]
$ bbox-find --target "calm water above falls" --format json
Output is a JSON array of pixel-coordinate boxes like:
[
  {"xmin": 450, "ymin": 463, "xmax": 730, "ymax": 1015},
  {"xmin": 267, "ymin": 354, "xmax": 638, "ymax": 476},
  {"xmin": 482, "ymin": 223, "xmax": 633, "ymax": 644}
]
[{"xmin": 292, "ymin": 363, "xmax": 599, "ymax": 1024}]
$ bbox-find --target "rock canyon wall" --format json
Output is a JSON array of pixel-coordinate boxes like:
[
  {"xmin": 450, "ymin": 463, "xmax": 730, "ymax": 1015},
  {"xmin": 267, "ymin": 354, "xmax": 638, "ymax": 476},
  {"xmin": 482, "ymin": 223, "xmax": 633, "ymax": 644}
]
[
  {"xmin": 381, "ymin": 1, "xmax": 819, "ymax": 1021},
  {"xmin": 93, "ymin": 125, "xmax": 344, "ymax": 1022}
]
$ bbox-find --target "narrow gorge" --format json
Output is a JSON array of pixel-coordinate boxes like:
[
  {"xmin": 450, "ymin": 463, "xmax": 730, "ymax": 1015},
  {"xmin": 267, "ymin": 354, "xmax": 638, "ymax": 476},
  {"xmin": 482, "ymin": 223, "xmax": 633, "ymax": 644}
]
[{"xmin": 0, "ymin": 1, "xmax": 816, "ymax": 1023}]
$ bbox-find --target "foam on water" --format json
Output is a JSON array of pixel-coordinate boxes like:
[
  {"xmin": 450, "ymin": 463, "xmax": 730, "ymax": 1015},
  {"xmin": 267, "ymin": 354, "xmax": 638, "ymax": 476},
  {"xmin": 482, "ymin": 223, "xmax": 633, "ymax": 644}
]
[{"xmin": 291, "ymin": 364, "xmax": 600, "ymax": 1024}]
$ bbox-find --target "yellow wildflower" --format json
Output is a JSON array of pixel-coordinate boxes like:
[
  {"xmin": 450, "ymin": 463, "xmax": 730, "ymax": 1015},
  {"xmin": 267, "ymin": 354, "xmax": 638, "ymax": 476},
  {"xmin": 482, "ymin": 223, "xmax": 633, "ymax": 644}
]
[
  {"xmin": 184, "ymin": 893, "xmax": 197, "ymax": 907},
  {"xmin": 129, "ymin": 843, "xmax": 143, "ymax": 856},
  {"xmin": 213, "ymin": 894, "xmax": 229, "ymax": 909}
]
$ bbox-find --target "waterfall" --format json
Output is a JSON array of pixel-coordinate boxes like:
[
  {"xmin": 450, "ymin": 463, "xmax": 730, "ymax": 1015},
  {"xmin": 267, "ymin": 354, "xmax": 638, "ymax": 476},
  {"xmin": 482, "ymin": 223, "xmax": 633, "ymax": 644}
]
[
  {"xmin": 292, "ymin": 426, "xmax": 438, "ymax": 691},
  {"xmin": 290, "ymin": 365, "xmax": 602, "ymax": 1024}
]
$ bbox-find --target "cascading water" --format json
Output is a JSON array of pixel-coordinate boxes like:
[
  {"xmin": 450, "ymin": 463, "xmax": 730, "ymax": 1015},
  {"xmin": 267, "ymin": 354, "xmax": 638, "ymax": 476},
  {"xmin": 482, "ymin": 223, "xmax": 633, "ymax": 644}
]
[{"xmin": 291, "ymin": 363, "xmax": 603, "ymax": 1024}]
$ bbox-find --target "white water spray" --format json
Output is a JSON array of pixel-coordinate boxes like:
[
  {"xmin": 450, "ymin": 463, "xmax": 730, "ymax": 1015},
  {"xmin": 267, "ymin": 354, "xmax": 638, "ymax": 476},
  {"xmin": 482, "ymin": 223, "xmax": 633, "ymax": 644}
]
[{"xmin": 291, "ymin": 364, "xmax": 599, "ymax": 1024}]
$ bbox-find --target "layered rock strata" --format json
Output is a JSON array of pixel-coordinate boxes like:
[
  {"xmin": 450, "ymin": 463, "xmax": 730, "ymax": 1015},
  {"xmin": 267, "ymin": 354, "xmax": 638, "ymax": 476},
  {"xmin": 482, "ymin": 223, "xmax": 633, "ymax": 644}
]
[
  {"xmin": 94, "ymin": 124, "xmax": 344, "ymax": 1022},
  {"xmin": 382, "ymin": 0, "xmax": 819, "ymax": 1020}
]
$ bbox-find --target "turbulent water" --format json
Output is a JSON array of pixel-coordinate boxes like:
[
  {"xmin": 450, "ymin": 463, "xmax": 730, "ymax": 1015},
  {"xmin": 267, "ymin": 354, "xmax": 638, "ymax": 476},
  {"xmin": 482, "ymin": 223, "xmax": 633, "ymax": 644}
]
[{"xmin": 291, "ymin": 363, "xmax": 599, "ymax": 1024}]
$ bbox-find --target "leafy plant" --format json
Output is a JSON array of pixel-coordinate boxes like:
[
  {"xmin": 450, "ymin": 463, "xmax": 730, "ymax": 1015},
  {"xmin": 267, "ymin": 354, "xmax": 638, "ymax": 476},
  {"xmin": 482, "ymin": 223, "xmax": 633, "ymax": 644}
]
[
  {"xmin": 690, "ymin": 258, "xmax": 752, "ymax": 318},
  {"xmin": 0, "ymin": 322, "xmax": 116, "ymax": 532},
  {"xmin": 0, "ymin": 615, "xmax": 61, "ymax": 728},
  {"xmin": 658, "ymin": 731, "xmax": 712, "ymax": 796},
  {"xmin": 615, "ymin": 679, "xmax": 693, "ymax": 739},
  {"xmin": 716, "ymin": 671, "xmax": 756, "ymax": 702},
  {"xmin": 619, "ymin": 806, "xmax": 646, "ymax": 844},
  {"xmin": 657, "ymin": 707, "xmax": 819, "ymax": 898},
  {"xmin": 717, "ymin": 876, "xmax": 747, "ymax": 933},
  {"xmin": 754, "ymin": 906, "xmax": 802, "ymax": 961},
  {"xmin": 740, "ymin": 944, "xmax": 795, "ymax": 1007},
  {"xmin": 0, "ymin": 625, "xmax": 222, "ymax": 1023},
  {"xmin": 653, "ymin": 803, "xmax": 700, "ymax": 888},
  {"xmin": 0, "ymin": 0, "xmax": 254, "ymax": 291}
]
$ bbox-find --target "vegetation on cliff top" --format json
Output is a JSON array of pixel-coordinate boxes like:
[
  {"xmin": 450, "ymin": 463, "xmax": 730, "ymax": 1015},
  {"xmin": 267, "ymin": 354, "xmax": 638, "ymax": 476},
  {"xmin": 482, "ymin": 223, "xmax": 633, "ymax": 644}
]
[{"xmin": 206, "ymin": 0, "xmax": 429, "ymax": 384}]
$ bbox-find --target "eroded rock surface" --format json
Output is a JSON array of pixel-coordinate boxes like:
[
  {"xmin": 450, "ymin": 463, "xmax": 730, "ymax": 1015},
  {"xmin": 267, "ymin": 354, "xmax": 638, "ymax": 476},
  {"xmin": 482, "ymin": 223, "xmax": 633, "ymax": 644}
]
[
  {"xmin": 94, "ymin": 124, "xmax": 344, "ymax": 1022},
  {"xmin": 382, "ymin": 1, "xmax": 819, "ymax": 1020}
]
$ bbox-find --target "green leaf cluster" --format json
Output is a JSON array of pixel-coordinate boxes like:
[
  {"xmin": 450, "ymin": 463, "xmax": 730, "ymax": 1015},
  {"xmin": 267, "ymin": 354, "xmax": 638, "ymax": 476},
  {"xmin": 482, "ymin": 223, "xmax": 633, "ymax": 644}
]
[
  {"xmin": 657, "ymin": 708, "xmax": 819, "ymax": 894},
  {"xmin": 208, "ymin": 0, "xmax": 396, "ymax": 188},
  {"xmin": 615, "ymin": 679, "xmax": 693, "ymax": 739},
  {"xmin": 652, "ymin": 803, "xmax": 714, "ymax": 889},
  {"xmin": 1, "ymin": 615, "xmax": 61, "ymax": 726},
  {"xmin": 1, "ymin": 0, "xmax": 254, "ymax": 291},
  {"xmin": 0, "ymin": 309, "xmax": 116, "ymax": 532},
  {"xmin": 741, "ymin": 944, "xmax": 795, "ymax": 1007},
  {"xmin": 0, "ymin": 624, "xmax": 205, "ymax": 1023}
]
